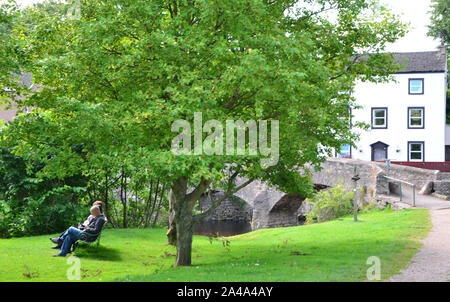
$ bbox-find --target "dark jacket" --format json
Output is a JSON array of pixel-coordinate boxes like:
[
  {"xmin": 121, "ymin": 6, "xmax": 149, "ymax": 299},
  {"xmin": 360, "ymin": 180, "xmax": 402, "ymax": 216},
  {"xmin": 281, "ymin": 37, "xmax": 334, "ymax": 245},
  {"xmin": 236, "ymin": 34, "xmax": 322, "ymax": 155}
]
[{"xmin": 81, "ymin": 214, "xmax": 106, "ymax": 241}]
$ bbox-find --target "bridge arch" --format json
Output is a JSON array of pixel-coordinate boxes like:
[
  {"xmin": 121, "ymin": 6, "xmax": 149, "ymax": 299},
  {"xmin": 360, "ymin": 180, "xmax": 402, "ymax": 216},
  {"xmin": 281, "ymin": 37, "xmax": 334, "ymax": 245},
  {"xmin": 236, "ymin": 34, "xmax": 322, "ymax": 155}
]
[{"xmin": 205, "ymin": 159, "xmax": 388, "ymax": 230}]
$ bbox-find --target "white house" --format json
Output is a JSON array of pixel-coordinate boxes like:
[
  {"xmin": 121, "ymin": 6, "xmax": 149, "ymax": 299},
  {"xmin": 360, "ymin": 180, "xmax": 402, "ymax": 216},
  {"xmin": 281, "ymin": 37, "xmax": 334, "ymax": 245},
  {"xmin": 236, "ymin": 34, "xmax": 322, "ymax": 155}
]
[{"xmin": 337, "ymin": 48, "xmax": 448, "ymax": 163}]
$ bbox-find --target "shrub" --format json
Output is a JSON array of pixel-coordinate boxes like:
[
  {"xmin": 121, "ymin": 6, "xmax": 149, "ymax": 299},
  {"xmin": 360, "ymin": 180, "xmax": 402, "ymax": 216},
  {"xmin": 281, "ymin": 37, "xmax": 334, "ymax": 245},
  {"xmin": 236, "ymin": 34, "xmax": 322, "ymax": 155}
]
[
  {"xmin": 0, "ymin": 149, "xmax": 88, "ymax": 238},
  {"xmin": 305, "ymin": 183, "xmax": 354, "ymax": 224}
]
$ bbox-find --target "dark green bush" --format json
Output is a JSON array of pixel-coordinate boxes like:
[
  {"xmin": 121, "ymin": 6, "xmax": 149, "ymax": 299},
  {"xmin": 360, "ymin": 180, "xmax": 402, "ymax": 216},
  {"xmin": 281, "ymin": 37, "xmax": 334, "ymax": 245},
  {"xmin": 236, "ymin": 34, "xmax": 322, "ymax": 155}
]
[{"xmin": 0, "ymin": 149, "xmax": 88, "ymax": 238}]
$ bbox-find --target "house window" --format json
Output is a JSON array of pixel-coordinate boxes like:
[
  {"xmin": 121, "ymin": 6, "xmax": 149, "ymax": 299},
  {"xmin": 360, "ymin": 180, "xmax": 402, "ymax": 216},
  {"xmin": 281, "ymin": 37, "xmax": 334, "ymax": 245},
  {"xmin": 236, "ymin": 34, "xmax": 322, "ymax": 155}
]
[
  {"xmin": 409, "ymin": 79, "xmax": 424, "ymax": 95},
  {"xmin": 408, "ymin": 142, "xmax": 425, "ymax": 162},
  {"xmin": 408, "ymin": 107, "xmax": 424, "ymax": 129},
  {"xmin": 336, "ymin": 144, "xmax": 352, "ymax": 158},
  {"xmin": 371, "ymin": 108, "xmax": 387, "ymax": 129}
]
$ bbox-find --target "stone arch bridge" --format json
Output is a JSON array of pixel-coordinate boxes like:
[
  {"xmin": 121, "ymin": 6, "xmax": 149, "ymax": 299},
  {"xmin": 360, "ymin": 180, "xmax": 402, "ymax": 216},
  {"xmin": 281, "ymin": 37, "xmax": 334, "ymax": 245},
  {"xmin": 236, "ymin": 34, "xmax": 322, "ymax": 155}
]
[{"xmin": 203, "ymin": 158, "xmax": 450, "ymax": 230}]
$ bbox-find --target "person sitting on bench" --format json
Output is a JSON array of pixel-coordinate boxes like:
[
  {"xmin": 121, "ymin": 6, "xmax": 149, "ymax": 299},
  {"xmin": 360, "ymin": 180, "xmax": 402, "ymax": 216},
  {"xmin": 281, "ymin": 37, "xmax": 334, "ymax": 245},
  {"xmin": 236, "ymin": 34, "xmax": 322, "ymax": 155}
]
[
  {"xmin": 49, "ymin": 200, "xmax": 105, "ymax": 249},
  {"xmin": 53, "ymin": 206, "xmax": 106, "ymax": 257}
]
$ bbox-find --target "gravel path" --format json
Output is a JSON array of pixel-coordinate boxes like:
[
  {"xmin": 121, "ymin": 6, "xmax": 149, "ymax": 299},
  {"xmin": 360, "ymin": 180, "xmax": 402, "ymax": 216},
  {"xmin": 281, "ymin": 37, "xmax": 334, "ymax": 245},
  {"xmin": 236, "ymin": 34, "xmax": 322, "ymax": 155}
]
[{"xmin": 387, "ymin": 193, "xmax": 450, "ymax": 282}]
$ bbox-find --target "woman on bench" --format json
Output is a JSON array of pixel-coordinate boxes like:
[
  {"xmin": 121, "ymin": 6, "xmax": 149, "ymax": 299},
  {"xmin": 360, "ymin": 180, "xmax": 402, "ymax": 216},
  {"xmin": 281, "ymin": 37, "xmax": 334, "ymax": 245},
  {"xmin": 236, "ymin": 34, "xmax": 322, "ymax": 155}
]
[{"xmin": 53, "ymin": 205, "xmax": 106, "ymax": 257}]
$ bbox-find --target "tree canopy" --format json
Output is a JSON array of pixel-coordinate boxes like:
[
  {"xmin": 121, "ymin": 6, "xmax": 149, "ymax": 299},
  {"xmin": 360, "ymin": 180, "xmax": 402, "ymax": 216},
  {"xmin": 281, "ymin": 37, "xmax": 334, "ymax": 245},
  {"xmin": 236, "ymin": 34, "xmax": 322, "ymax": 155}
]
[{"xmin": 428, "ymin": 0, "xmax": 449, "ymax": 45}]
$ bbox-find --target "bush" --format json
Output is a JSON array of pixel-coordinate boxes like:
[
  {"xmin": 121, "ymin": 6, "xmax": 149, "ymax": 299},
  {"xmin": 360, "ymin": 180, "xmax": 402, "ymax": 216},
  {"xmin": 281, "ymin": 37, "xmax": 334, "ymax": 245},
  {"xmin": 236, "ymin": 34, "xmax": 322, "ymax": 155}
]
[
  {"xmin": 305, "ymin": 183, "xmax": 354, "ymax": 224},
  {"xmin": 0, "ymin": 149, "xmax": 89, "ymax": 238}
]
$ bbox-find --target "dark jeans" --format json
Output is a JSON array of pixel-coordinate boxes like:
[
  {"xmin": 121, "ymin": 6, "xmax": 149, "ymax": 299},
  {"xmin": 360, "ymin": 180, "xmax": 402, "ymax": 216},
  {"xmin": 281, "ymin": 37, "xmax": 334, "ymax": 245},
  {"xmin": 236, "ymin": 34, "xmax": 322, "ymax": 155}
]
[
  {"xmin": 58, "ymin": 224, "xmax": 84, "ymax": 240},
  {"xmin": 58, "ymin": 227, "xmax": 83, "ymax": 256}
]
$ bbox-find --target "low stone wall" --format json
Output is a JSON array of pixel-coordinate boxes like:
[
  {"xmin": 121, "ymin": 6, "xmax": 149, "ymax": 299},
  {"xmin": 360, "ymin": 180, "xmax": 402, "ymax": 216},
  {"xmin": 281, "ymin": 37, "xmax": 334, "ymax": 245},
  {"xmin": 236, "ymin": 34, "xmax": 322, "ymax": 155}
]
[
  {"xmin": 433, "ymin": 181, "xmax": 450, "ymax": 200},
  {"xmin": 313, "ymin": 158, "xmax": 385, "ymax": 206},
  {"xmin": 374, "ymin": 163, "xmax": 450, "ymax": 199},
  {"xmin": 375, "ymin": 162, "xmax": 439, "ymax": 190},
  {"xmin": 434, "ymin": 173, "xmax": 450, "ymax": 199}
]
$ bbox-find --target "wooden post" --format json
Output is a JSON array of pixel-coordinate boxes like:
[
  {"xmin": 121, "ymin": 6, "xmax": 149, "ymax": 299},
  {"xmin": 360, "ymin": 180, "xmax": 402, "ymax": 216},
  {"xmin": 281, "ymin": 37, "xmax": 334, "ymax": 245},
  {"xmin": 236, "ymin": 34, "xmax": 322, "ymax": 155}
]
[{"xmin": 352, "ymin": 166, "xmax": 360, "ymax": 222}]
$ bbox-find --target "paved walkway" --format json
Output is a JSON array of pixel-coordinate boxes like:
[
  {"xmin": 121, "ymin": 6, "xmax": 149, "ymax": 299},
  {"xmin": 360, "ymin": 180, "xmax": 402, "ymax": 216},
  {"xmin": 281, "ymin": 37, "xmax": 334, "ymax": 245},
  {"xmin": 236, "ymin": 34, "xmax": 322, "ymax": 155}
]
[{"xmin": 387, "ymin": 186, "xmax": 450, "ymax": 282}]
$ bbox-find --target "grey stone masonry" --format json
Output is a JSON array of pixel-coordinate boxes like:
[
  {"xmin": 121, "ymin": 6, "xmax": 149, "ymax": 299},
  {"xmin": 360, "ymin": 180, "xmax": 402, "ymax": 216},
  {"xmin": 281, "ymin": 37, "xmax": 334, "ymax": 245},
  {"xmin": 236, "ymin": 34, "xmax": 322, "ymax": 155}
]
[
  {"xmin": 375, "ymin": 163, "xmax": 450, "ymax": 199},
  {"xmin": 198, "ymin": 191, "xmax": 253, "ymax": 222}
]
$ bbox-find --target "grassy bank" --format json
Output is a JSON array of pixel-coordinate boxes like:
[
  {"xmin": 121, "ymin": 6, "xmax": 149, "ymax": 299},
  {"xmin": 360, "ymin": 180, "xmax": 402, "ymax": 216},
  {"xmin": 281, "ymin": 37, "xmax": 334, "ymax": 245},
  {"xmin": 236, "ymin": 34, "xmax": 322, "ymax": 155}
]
[{"xmin": 0, "ymin": 208, "xmax": 431, "ymax": 282}]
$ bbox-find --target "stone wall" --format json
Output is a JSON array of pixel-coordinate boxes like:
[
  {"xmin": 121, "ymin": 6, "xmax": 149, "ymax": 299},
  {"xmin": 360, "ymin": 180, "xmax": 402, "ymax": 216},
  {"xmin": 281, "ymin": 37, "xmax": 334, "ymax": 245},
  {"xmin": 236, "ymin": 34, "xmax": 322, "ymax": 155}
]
[
  {"xmin": 198, "ymin": 191, "xmax": 253, "ymax": 222},
  {"xmin": 250, "ymin": 187, "xmax": 286, "ymax": 230},
  {"xmin": 373, "ymin": 163, "xmax": 450, "ymax": 199},
  {"xmin": 375, "ymin": 162, "xmax": 439, "ymax": 190},
  {"xmin": 312, "ymin": 158, "xmax": 385, "ymax": 205},
  {"xmin": 433, "ymin": 181, "xmax": 450, "ymax": 200}
]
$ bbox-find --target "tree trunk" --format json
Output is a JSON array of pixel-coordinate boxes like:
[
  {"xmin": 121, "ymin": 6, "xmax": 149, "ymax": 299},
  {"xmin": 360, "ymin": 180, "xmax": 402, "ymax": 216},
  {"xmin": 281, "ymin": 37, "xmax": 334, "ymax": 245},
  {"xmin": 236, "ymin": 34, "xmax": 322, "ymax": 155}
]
[
  {"xmin": 165, "ymin": 176, "xmax": 196, "ymax": 266},
  {"xmin": 166, "ymin": 186, "xmax": 178, "ymax": 246},
  {"xmin": 175, "ymin": 210, "xmax": 194, "ymax": 266},
  {"xmin": 166, "ymin": 176, "xmax": 212, "ymax": 266}
]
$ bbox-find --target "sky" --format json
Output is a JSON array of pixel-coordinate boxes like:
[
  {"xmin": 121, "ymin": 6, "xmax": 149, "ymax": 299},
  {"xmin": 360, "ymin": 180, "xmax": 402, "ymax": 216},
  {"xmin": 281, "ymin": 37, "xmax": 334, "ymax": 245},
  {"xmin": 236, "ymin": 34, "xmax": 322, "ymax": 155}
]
[
  {"xmin": 379, "ymin": 0, "xmax": 441, "ymax": 52},
  {"xmin": 9, "ymin": 0, "xmax": 443, "ymax": 53}
]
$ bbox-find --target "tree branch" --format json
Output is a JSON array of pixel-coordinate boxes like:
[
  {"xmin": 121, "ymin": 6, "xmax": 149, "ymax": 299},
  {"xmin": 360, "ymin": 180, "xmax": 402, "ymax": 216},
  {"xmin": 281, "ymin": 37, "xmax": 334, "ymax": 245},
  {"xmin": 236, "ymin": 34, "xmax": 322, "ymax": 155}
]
[
  {"xmin": 186, "ymin": 176, "xmax": 210, "ymax": 207},
  {"xmin": 193, "ymin": 173, "xmax": 253, "ymax": 223}
]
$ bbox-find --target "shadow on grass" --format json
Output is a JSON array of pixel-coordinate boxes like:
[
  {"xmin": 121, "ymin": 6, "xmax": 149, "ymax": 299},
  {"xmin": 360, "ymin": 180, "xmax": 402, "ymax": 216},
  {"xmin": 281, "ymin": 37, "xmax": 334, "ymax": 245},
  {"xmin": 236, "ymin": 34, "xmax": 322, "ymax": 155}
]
[{"xmin": 73, "ymin": 244, "xmax": 122, "ymax": 261}]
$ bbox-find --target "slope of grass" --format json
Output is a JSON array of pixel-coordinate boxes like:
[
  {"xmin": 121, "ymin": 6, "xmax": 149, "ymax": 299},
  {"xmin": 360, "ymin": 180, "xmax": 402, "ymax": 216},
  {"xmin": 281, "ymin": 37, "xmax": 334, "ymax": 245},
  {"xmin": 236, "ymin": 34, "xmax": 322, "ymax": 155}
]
[{"xmin": 0, "ymin": 208, "xmax": 431, "ymax": 282}]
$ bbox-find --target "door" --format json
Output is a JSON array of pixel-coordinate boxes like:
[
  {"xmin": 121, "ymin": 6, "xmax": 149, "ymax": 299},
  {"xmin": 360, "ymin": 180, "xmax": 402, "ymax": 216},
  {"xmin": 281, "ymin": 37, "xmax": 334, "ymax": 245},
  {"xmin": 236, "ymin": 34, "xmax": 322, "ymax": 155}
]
[
  {"xmin": 373, "ymin": 148, "xmax": 387, "ymax": 161},
  {"xmin": 371, "ymin": 141, "xmax": 389, "ymax": 161}
]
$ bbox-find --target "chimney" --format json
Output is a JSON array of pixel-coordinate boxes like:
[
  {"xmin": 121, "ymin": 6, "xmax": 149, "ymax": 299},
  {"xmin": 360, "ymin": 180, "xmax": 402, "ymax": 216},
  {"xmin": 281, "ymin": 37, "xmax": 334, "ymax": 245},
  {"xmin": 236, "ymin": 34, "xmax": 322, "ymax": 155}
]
[{"xmin": 440, "ymin": 40, "xmax": 446, "ymax": 54}]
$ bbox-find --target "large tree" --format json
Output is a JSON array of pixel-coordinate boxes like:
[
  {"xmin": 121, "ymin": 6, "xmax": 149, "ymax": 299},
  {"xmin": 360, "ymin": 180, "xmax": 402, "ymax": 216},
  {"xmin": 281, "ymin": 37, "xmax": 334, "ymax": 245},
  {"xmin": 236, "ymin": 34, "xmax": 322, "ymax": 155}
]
[{"xmin": 0, "ymin": 0, "xmax": 406, "ymax": 266}]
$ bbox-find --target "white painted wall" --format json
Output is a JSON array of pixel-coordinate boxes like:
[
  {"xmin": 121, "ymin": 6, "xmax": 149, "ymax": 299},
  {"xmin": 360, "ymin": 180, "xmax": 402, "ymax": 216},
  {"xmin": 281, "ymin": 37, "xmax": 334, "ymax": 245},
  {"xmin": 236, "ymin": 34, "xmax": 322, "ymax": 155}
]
[{"xmin": 351, "ymin": 72, "xmax": 447, "ymax": 162}]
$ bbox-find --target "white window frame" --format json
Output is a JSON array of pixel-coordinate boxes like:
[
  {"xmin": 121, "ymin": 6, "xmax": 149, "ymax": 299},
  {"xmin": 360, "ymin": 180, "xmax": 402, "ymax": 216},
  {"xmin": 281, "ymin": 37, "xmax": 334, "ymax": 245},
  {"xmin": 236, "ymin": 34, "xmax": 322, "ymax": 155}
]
[
  {"xmin": 408, "ymin": 142, "xmax": 424, "ymax": 162},
  {"xmin": 408, "ymin": 107, "xmax": 424, "ymax": 129},
  {"xmin": 409, "ymin": 79, "xmax": 424, "ymax": 95},
  {"xmin": 371, "ymin": 108, "xmax": 387, "ymax": 129}
]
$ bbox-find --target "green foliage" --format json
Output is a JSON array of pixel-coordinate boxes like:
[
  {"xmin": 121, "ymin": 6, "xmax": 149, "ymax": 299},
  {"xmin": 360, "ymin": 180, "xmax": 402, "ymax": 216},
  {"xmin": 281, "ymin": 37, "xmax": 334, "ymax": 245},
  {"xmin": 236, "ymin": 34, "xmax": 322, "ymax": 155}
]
[
  {"xmin": 81, "ymin": 153, "xmax": 169, "ymax": 229},
  {"xmin": 305, "ymin": 183, "xmax": 354, "ymax": 223},
  {"xmin": 0, "ymin": 0, "xmax": 407, "ymax": 194},
  {"xmin": 428, "ymin": 0, "xmax": 449, "ymax": 86},
  {"xmin": 0, "ymin": 149, "xmax": 88, "ymax": 238},
  {"xmin": 428, "ymin": 0, "xmax": 450, "ymax": 44}
]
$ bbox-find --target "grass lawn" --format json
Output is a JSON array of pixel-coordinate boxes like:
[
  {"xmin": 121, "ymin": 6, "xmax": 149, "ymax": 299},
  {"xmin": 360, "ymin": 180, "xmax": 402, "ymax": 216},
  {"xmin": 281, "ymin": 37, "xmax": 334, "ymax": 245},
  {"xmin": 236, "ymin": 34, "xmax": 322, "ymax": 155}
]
[{"xmin": 0, "ymin": 208, "xmax": 431, "ymax": 282}]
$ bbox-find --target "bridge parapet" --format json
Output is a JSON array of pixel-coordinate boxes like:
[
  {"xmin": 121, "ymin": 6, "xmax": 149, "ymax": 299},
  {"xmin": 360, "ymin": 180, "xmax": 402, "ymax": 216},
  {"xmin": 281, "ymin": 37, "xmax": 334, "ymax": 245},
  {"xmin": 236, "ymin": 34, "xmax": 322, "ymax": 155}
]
[{"xmin": 311, "ymin": 158, "xmax": 385, "ymax": 198}]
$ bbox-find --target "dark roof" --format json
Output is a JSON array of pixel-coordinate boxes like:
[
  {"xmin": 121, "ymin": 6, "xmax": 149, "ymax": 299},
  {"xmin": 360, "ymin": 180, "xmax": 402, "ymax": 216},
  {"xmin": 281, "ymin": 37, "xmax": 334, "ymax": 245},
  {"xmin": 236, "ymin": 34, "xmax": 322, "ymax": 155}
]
[{"xmin": 393, "ymin": 51, "xmax": 447, "ymax": 74}]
